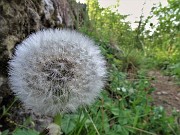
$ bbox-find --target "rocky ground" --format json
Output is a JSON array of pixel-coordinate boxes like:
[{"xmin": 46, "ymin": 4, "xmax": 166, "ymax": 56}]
[{"xmin": 148, "ymin": 70, "xmax": 180, "ymax": 115}]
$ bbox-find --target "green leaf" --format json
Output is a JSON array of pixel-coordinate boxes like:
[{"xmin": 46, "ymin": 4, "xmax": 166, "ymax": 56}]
[
  {"xmin": 1, "ymin": 130, "xmax": 9, "ymax": 135},
  {"xmin": 12, "ymin": 128, "xmax": 39, "ymax": 135},
  {"xmin": 110, "ymin": 107, "xmax": 119, "ymax": 116},
  {"xmin": 61, "ymin": 115, "xmax": 76, "ymax": 134}
]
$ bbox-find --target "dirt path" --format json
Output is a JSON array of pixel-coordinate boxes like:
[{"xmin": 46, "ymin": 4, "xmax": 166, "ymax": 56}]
[{"xmin": 148, "ymin": 70, "xmax": 180, "ymax": 115}]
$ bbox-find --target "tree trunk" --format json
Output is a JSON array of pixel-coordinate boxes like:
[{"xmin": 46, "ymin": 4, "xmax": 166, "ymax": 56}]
[{"xmin": 0, "ymin": 0, "xmax": 86, "ymax": 131}]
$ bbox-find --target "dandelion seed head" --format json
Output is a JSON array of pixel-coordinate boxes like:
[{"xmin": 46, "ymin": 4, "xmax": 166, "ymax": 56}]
[{"xmin": 8, "ymin": 29, "xmax": 107, "ymax": 116}]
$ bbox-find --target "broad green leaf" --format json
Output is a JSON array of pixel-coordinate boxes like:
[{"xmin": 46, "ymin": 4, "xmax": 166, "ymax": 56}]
[
  {"xmin": 12, "ymin": 128, "xmax": 38, "ymax": 135},
  {"xmin": 61, "ymin": 115, "xmax": 76, "ymax": 134}
]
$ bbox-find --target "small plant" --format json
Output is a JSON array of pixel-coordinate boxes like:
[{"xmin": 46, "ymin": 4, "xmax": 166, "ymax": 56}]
[{"xmin": 120, "ymin": 49, "xmax": 143, "ymax": 73}]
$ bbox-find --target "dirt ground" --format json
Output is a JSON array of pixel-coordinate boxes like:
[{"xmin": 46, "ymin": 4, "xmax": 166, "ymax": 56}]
[{"xmin": 148, "ymin": 70, "xmax": 180, "ymax": 115}]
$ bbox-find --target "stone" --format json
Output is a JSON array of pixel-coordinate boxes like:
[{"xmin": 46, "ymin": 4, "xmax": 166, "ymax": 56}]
[
  {"xmin": 175, "ymin": 97, "xmax": 179, "ymax": 101},
  {"xmin": 161, "ymin": 91, "xmax": 168, "ymax": 95},
  {"xmin": 157, "ymin": 92, "xmax": 162, "ymax": 95}
]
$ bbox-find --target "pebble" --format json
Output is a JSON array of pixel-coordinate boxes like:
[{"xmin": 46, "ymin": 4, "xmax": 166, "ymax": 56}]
[
  {"xmin": 175, "ymin": 97, "xmax": 179, "ymax": 101},
  {"xmin": 157, "ymin": 91, "xmax": 169, "ymax": 95},
  {"xmin": 161, "ymin": 91, "xmax": 168, "ymax": 95}
]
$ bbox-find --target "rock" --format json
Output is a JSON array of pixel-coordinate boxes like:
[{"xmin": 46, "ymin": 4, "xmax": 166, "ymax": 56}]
[
  {"xmin": 175, "ymin": 97, "xmax": 179, "ymax": 101},
  {"xmin": 157, "ymin": 91, "xmax": 168, "ymax": 95},
  {"xmin": 157, "ymin": 92, "xmax": 162, "ymax": 95},
  {"xmin": 161, "ymin": 91, "xmax": 168, "ymax": 95}
]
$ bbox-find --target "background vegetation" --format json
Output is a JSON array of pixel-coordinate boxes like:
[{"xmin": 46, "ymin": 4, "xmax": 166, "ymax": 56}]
[{"xmin": 1, "ymin": 0, "xmax": 180, "ymax": 134}]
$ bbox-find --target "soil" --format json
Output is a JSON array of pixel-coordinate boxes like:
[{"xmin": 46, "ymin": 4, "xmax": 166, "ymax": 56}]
[{"xmin": 148, "ymin": 70, "xmax": 180, "ymax": 115}]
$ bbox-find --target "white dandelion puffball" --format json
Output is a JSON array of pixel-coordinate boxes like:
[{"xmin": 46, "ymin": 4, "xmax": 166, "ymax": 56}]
[{"xmin": 9, "ymin": 29, "xmax": 106, "ymax": 116}]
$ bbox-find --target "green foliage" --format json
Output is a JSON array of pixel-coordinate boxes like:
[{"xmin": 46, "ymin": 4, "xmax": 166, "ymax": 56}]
[
  {"xmin": 76, "ymin": 0, "xmax": 179, "ymax": 134},
  {"xmin": 81, "ymin": 0, "xmax": 136, "ymax": 50},
  {"xmin": 0, "ymin": 98, "xmax": 17, "ymax": 119},
  {"xmin": 0, "ymin": 128, "xmax": 39, "ymax": 135},
  {"xmin": 143, "ymin": 0, "xmax": 180, "ymax": 78},
  {"xmin": 12, "ymin": 129, "xmax": 38, "ymax": 135},
  {"xmin": 120, "ymin": 49, "xmax": 144, "ymax": 72},
  {"xmin": 1, "ymin": 130, "xmax": 9, "ymax": 135},
  {"xmin": 57, "ymin": 70, "xmax": 179, "ymax": 135}
]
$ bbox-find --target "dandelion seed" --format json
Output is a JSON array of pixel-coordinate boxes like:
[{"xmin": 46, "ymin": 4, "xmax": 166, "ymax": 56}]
[{"xmin": 8, "ymin": 29, "xmax": 107, "ymax": 116}]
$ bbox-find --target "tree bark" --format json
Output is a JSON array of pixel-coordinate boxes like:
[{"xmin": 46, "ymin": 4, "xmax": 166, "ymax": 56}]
[{"xmin": 0, "ymin": 0, "xmax": 86, "ymax": 131}]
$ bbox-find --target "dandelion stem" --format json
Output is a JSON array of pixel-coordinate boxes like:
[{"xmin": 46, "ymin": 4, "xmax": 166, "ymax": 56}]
[
  {"xmin": 168, "ymin": 124, "xmax": 177, "ymax": 135},
  {"xmin": 125, "ymin": 125, "xmax": 157, "ymax": 135},
  {"xmin": 85, "ymin": 107, "xmax": 100, "ymax": 135},
  {"xmin": 54, "ymin": 113, "xmax": 62, "ymax": 126},
  {"xmin": 0, "ymin": 98, "xmax": 17, "ymax": 119}
]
